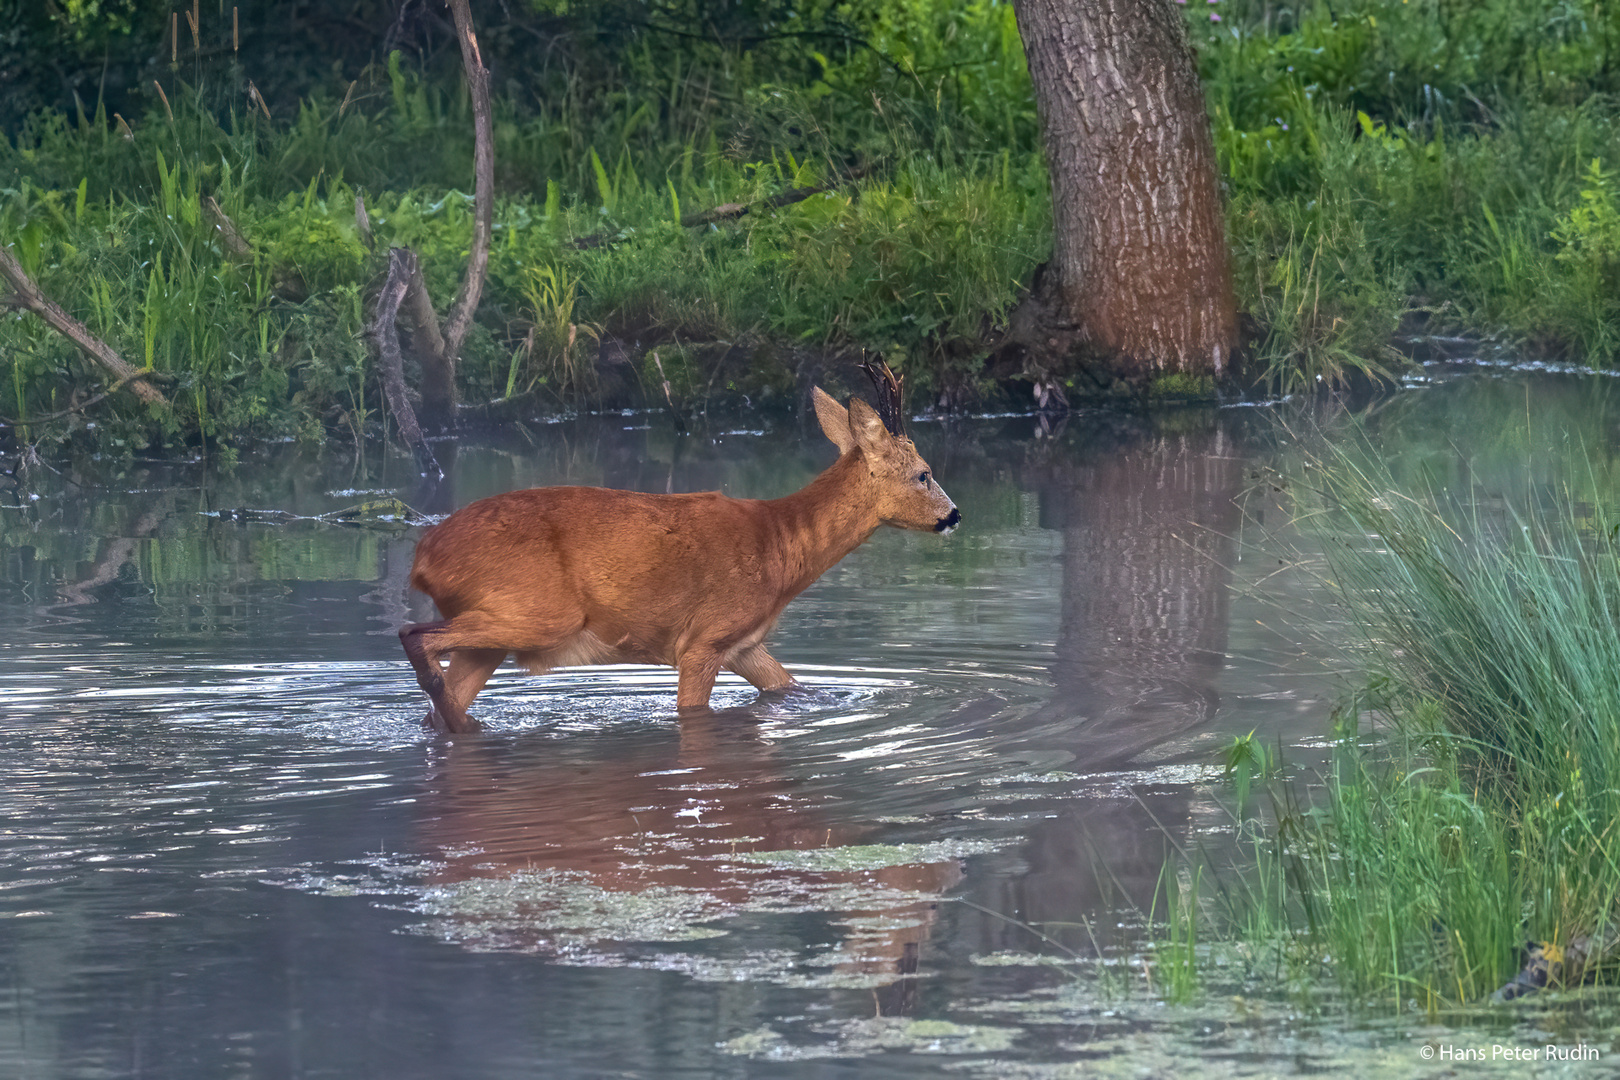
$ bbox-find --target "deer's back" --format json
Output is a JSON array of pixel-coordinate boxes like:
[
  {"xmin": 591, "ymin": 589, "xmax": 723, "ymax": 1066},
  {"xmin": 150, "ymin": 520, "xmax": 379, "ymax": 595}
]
[{"xmin": 410, "ymin": 486, "xmax": 776, "ymax": 621}]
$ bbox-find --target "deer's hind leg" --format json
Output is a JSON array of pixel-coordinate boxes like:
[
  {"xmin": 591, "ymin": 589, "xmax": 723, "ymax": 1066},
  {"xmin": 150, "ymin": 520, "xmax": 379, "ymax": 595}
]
[
  {"xmin": 400, "ymin": 607, "xmax": 580, "ymax": 733},
  {"xmin": 429, "ymin": 649, "xmax": 508, "ymax": 733},
  {"xmin": 727, "ymin": 644, "xmax": 794, "ymax": 695},
  {"xmin": 676, "ymin": 650, "xmax": 725, "ymax": 715}
]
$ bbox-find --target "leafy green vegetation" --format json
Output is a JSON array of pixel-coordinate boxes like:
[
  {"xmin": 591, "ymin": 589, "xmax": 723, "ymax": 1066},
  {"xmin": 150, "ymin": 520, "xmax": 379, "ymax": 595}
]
[
  {"xmin": 1151, "ymin": 865, "xmax": 1203, "ymax": 1005},
  {"xmin": 9, "ymin": 0, "xmax": 1620, "ymax": 452},
  {"xmin": 2, "ymin": 0, "xmax": 1045, "ymax": 451},
  {"xmin": 1202, "ymin": 0, "xmax": 1620, "ymax": 388}
]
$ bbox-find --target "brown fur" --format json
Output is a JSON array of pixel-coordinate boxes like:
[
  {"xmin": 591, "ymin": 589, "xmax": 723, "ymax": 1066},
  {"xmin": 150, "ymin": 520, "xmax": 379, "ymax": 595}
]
[{"xmin": 400, "ymin": 391, "xmax": 959, "ymax": 731}]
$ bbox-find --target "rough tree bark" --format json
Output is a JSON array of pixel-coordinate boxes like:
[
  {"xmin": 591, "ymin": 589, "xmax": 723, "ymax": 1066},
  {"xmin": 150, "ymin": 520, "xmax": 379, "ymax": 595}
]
[{"xmin": 1008, "ymin": 0, "xmax": 1237, "ymax": 394}]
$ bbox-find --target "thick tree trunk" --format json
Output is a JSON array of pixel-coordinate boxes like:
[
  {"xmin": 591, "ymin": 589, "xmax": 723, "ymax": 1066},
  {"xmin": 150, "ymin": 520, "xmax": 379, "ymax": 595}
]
[{"xmin": 1010, "ymin": 0, "xmax": 1237, "ymax": 390}]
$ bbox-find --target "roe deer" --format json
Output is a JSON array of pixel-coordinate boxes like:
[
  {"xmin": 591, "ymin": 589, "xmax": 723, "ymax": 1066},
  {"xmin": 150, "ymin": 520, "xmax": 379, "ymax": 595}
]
[{"xmin": 399, "ymin": 363, "xmax": 959, "ymax": 732}]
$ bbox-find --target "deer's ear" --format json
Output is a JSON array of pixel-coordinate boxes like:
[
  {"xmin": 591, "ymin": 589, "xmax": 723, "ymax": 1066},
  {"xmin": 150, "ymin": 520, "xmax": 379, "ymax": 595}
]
[
  {"xmin": 813, "ymin": 387, "xmax": 855, "ymax": 454},
  {"xmin": 847, "ymin": 398, "xmax": 890, "ymax": 454}
]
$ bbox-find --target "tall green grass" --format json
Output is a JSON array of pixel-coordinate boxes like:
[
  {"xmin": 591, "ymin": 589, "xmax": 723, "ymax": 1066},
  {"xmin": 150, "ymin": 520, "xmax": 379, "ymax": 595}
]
[
  {"xmin": 16, "ymin": 0, "xmax": 1620, "ymax": 451},
  {"xmin": 1213, "ymin": 442, "xmax": 1620, "ymax": 1006},
  {"xmin": 1203, "ymin": 0, "xmax": 1620, "ymax": 383},
  {"xmin": 0, "ymin": 0, "xmax": 1046, "ymax": 449}
]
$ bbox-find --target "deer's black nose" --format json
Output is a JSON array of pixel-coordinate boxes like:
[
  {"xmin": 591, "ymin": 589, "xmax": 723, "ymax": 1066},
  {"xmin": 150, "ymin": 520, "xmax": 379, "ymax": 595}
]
[{"xmin": 934, "ymin": 507, "xmax": 961, "ymax": 533}]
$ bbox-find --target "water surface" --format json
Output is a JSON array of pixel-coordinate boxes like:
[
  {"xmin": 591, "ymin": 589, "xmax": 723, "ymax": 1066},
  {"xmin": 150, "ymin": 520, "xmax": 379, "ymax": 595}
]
[{"xmin": 4, "ymin": 373, "xmax": 1619, "ymax": 1078}]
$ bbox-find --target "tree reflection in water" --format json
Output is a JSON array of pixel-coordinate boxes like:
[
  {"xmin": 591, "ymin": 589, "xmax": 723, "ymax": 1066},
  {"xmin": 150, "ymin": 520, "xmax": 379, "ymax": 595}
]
[{"xmin": 971, "ymin": 414, "xmax": 1244, "ymax": 956}]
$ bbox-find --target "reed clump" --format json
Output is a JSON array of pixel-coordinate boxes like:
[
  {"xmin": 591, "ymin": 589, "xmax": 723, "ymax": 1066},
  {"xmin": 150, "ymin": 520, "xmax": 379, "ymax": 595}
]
[{"xmin": 1209, "ymin": 445, "xmax": 1620, "ymax": 1007}]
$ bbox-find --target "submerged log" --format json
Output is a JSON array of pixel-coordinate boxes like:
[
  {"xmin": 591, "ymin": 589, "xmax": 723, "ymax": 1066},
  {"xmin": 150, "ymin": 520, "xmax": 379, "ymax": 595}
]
[{"xmin": 1492, "ymin": 926, "xmax": 1619, "ymax": 1002}]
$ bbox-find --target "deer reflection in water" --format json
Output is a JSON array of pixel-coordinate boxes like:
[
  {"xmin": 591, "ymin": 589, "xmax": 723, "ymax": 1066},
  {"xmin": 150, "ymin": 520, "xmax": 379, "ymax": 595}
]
[{"xmin": 415, "ymin": 711, "xmax": 960, "ymax": 1006}]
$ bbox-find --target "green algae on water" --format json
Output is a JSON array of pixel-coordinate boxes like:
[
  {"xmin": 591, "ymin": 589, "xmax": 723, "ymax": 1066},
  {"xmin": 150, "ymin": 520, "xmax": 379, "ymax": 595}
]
[
  {"xmin": 719, "ymin": 1017, "xmax": 1022, "ymax": 1060},
  {"xmin": 730, "ymin": 839, "xmax": 1005, "ymax": 872}
]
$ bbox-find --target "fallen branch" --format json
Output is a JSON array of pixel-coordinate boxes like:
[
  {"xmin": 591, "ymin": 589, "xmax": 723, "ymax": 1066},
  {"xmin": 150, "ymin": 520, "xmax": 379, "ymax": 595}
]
[
  {"xmin": 355, "ymin": 193, "xmax": 376, "ymax": 252},
  {"xmin": 356, "ymin": 3, "xmax": 492, "ymax": 449},
  {"xmin": 1, "ymin": 367, "xmax": 177, "ymax": 425},
  {"xmin": 573, "ymin": 166, "xmax": 867, "ymax": 250},
  {"xmin": 201, "ymin": 196, "xmax": 308, "ymax": 298},
  {"xmin": 203, "ymin": 196, "xmax": 254, "ymax": 261},
  {"xmin": 211, "ymin": 497, "xmax": 433, "ymax": 528},
  {"xmin": 371, "ymin": 248, "xmax": 442, "ymax": 479},
  {"xmin": 362, "ymin": 186, "xmax": 453, "ymax": 427},
  {"xmin": 0, "ymin": 244, "xmax": 167, "ymax": 407},
  {"xmin": 691, "ymin": 165, "xmax": 869, "ymax": 226},
  {"xmin": 378, "ymin": 0, "xmax": 495, "ymax": 435},
  {"xmin": 1, "ymin": 440, "xmax": 72, "ymax": 495},
  {"xmin": 401, "ymin": 255, "xmax": 450, "ymax": 424}
]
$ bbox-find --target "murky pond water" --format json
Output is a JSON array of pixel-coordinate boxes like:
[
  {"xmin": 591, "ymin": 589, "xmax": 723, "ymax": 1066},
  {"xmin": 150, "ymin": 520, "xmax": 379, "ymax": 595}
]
[{"xmin": 4, "ymin": 370, "xmax": 1620, "ymax": 1078}]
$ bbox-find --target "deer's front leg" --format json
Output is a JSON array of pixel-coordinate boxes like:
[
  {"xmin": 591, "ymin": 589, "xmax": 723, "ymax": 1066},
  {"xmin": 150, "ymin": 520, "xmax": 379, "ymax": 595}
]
[{"xmin": 676, "ymin": 651, "xmax": 724, "ymax": 714}]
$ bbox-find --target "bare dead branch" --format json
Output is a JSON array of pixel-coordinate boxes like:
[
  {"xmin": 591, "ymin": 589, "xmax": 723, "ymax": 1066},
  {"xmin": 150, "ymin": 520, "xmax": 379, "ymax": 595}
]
[
  {"xmin": 371, "ymin": 248, "xmax": 442, "ymax": 479},
  {"xmin": 679, "ymin": 202, "xmax": 749, "ymax": 229},
  {"xmin": 573, "ymin": 166, "xmax": 867, "ymax": 249},
  {"xmin": 439, "ymin": 0, "xmax": 495, "ymax": 365},
  {"xmin": 355, "ymin": 192, "xmax": 375, "ymax": 252},
  {"xmin": 0, "ymin": 244, "xmax": 167, "ymax": 406},
  {"xmin": 722, "ymin": 165, "xmax": 869, "ymax": 219},
  {"xmin": 400, "ymin": 251, "xmax": 452, "ymax": 431},
  {"xmin": 201, "ymin": 197, "xmax": 312, "ymax": 298},
  {"xmin": 402, "ymin": 261, "xmax": 448, "ymax": 383},
  {"xmin": 0, "ymin": 367, "xmax": 177, "ymax": 425}
]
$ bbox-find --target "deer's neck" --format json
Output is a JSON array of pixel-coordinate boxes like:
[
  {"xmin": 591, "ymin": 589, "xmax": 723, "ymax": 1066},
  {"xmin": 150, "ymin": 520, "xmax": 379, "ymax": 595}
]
[{"xmin": 764, "ymin": 452, "xmax": 881, "ymax": 595}]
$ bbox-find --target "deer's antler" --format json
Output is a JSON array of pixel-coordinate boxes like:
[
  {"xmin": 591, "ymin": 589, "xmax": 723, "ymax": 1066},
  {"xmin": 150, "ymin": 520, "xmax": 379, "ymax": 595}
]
[{"xmin": 860, "ymin": 355, "xmax": 907, "ymax": 440}]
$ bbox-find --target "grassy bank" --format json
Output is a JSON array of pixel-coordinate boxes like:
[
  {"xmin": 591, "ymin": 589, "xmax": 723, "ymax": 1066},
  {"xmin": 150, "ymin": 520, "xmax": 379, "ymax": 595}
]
[
  {"xmin": 1156, "ymin": 443, "xmax": 1620, "ymax": 1009},
  {"xmin": 8, "ymin": 0, "xmax": 1620, "ymax": 453},
  {"xmin": 2, "ymin": 1, "xmax": 1046, "ymax": 453}
]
